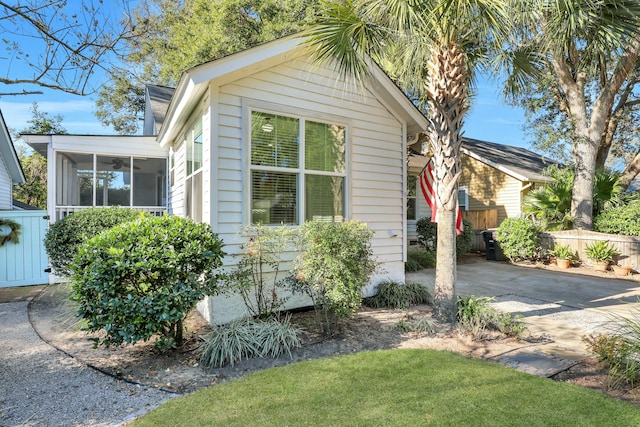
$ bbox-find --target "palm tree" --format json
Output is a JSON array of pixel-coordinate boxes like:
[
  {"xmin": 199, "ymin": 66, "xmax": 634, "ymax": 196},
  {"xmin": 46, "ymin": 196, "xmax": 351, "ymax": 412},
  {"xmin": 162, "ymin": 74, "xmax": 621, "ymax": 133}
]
[
  {"xmin": 305, "ymin": 0, "xmax": 508, "ymax": 322},
  {"xmin": 501, "ymin": 1, "xmax": 640, "ymax": 230}
]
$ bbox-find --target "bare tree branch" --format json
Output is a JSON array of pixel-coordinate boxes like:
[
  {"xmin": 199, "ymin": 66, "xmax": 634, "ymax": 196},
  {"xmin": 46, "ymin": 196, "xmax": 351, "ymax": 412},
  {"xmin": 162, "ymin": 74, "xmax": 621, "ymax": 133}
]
[{"xmin": 0, "ymin": 0, "xmax": 138, "ymax": 96}]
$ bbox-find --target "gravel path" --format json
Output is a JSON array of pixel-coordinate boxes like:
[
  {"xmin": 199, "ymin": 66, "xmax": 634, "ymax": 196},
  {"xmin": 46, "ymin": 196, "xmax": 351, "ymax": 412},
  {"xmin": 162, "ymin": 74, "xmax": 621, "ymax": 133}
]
[{"xmin": 0, "ymin": 301, "xmax": 175, "ymax": 427}]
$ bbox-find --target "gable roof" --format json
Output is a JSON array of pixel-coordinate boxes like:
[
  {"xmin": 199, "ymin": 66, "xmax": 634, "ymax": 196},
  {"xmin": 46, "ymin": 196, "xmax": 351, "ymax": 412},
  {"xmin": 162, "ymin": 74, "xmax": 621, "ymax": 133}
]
[
  {"xmin": 144, "ymin": 85, "xmax": 175, "ymax": 136},
  {"xmin": 0, "ymin": 110, "xmax": 25, "ymax": 185},
  {"xmin": 461, "ymin": 138, "xmax": 555, "ymax": 182},
  {"xmin": 409, "ymin": 138, "xmax": 555, "ymax": 183},
  {"xmin": 157, "ymin": 33, "xmax": 428, "ymax": 145}
]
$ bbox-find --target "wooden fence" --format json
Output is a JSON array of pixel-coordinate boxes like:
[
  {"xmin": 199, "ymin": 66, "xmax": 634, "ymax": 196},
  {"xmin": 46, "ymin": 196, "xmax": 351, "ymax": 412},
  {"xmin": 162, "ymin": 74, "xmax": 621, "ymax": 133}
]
[{"xmin": 540, "ymin": 229, "xmax": 640, "ymax": 268}]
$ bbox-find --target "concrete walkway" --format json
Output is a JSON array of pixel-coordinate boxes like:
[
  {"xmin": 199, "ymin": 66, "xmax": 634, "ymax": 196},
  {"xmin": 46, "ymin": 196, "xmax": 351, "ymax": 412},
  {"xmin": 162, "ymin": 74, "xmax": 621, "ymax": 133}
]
[{"xmin": 407, "ymin": 257, "xmax": 640, "ymax": 375}]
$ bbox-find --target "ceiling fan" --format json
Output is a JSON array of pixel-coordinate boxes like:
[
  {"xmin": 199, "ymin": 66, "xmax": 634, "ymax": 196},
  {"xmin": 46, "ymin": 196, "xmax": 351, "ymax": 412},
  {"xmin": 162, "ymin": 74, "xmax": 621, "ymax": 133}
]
[{"xmin": 102, "ymin": 158, "xmax": 140, "ymax": 170}]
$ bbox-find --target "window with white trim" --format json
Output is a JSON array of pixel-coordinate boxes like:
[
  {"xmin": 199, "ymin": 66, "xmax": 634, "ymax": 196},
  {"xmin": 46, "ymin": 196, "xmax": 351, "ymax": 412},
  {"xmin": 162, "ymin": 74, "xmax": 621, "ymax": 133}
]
[
  {"xmin": 458, "ymin": 186, "xmax": 468, "ymax": 211},
  {"xmin": 185, "ymin": 117, "xmax": 203, "ymax": 222},
  {"xmin": 250, "ymin": 110, "xmax": 346, "ymax": 225},
  {"xmin": 407, "ymin": 173, "xmax": 417, "ymax": 220}
]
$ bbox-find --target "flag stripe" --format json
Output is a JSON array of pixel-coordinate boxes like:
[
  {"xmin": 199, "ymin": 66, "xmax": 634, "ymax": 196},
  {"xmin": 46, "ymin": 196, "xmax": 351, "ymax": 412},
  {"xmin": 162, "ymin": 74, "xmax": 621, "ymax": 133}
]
[{"xmin": 418, "ymin": 159, "xmax": 464, "ymax": 236}]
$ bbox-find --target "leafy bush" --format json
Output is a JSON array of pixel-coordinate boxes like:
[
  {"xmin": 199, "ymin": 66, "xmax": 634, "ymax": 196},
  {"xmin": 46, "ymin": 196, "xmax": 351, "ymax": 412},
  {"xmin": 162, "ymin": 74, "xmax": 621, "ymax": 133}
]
[
  {"xmin": 595, "ymin": 201, "xmax": 640, "ymax": 236},
  {"xmin": 404, "ymin": 257, "xmax": 422, "ymax": 272},
  {"xmin": 495, "ymin": 217, "xmax": 540, "ymax": 262},
  {"xmin": 44, "ymin": 207, "xmax": 144, "ymax": 277},
  {"xmin": 456, "ymin": 295, "xmax": 526, "ymax": 338},
  {"xmin": 416, "ymin": 217, "xmax": 473, "ymax": 258},
  {"xmin": 200, "ymin": 317, "xmax": 301, "ymax": 368},
  {"xmin": 293, "ymin": 220, "xmax": 377, "ymax": 335},
  {"xmin": 406, "ymin": 250, "xmax": 436, "ymax": 271},
  {"xmin": 223, "ymin": 224, "xmax": 295, "ymax": 319},
  {"xmin": 70, "ymin": 215, "xmax": 225, "ymax": 349},
  {"xmin": 363, "ymin": 280, "xmax": 431, "ymax": 309}
]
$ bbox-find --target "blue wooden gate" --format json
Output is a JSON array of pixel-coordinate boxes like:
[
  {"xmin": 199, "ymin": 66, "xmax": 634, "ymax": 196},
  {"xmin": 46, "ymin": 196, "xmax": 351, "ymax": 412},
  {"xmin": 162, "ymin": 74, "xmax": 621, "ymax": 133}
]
[{"xmin": 0, "ymin": 210, "xmax": 49, "ymax": 287}]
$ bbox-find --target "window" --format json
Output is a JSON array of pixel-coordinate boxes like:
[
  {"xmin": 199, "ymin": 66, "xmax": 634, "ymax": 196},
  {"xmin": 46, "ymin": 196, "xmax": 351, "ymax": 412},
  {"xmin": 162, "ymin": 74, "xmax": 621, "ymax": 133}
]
[
  {"xmin": 250, "ymin": 111, "xmax": 346, "ymax": 225},
  {"xmin": 458, "ymin": 186, "xmax": 468, "ymax": 211},
  {"xmin": 185, "ymin": 117, "xmax": 203, "ymax": 222},
  {"xmin": 407, "ymin": 173, "xmax": 417, "ymax": 220}
]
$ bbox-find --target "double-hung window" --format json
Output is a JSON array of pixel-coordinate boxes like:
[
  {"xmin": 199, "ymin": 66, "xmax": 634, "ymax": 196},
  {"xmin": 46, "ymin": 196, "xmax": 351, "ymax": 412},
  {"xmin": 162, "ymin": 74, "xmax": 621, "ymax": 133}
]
[
  {"xmin": 250, "ymin": 110, "xmax": 346, "ymax": 225},
  {"xmin": 185, "ymin": 117, "xmax": 203, "ymax": 222}
]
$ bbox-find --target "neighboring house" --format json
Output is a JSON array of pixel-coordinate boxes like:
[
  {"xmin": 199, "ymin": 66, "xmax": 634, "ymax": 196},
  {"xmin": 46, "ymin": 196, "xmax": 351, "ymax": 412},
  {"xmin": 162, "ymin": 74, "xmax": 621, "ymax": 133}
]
[
  {"xmin": 25, "ymin": 34, "xmax": 429, "ymax": 324},
  {"xmin": 0, "ymin": 110, "xmax": 25, "ymax": 210},
  {"xmin": 407, "ymin": 138, "xmax": 555, "ymax": 244},
  {"xmin": 1, "ymin": 110, "xmax": 50, "ymax": 288}
]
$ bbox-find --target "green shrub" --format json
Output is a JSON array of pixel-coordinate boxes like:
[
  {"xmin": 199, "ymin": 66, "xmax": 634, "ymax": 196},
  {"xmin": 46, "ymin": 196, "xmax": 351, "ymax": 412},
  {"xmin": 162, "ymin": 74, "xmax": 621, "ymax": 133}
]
[
  {"xmin": 456, "ymin": 295, "xmax": 525, "ymax": 338},
  {"xmin": 415, "ymin": 217, "xmax": 473, "ymax": 258},
  {"xmin": 416, "ymin": 218, "xmax": 438, "ymax": 250},
  {"xmin": 223, "ymin": 224, "xmax": 295, "ymax": 319},
  {"xmin": 293, "ymin": 220, "xmax": 377, "ymax": 335},
  {"xmin": 407, "ymin": 250, "xmax": 437, "ymax": 270},
  {"xmin": 44, "ymin": 207, "xmax": 144, "ymax": 277},
  {"xmin": 363, "ymin": 280, "xmax": 431, "ymax": 309},
  {"xmin": 200, "ymin": 317, "xmax": 301, "ymax": 368},
  {"xmin": 70, "ymin": 215, "xmax": 225, "ymax": 350},
  {"xmin": 496, "ymin": 217, "xmax": 540, "ymax": 262},
  {"xmin": 595, "ymin": 201, "xmax": 640, "ymax": 236},
  {"xmin": 404, "ymin": 257, "xmax": 422, "ymax": 272}
]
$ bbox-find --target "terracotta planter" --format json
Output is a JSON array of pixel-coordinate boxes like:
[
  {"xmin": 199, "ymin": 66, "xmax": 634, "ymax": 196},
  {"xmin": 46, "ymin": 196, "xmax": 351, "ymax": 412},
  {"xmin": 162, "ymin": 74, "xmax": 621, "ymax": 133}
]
[
  {"xmin": 612, "ymin": 264, "xmax": 632, "ymax": 277},
  {"xmin": 556, "ymin": 259, "xmax": 571, "ymax": 269},
  {"xmin": 593, "ymin": 261, "xmax": 610, "ymax": 272}
]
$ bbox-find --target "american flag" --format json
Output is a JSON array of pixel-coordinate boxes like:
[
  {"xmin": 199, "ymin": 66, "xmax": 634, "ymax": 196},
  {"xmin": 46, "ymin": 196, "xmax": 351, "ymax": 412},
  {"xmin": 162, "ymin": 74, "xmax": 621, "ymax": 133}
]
[{"xmin": 418, "ymin": 159, "xmax": 464, "ymax": 236}]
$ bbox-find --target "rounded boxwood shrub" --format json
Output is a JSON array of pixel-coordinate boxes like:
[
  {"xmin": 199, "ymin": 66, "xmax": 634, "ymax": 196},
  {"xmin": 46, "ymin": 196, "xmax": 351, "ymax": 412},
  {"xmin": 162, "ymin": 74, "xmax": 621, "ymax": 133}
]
[
  {"xmin": 594, "ymin": 201, "xmax": 640, "ymax": 236},
  {"xmin": 70, "ymin": 214, "xmax": 225, "ymax": 349},
  {"xmin": 416, "ymin": 217, "xmax": 473, "ymax": 258},
  {"xmin": 44, "ymin": 207, "xmax": 145, "ymax": 277},
  {"xmin": 495, "ymin": 217, "xmax": 540, "ymax": 262}
]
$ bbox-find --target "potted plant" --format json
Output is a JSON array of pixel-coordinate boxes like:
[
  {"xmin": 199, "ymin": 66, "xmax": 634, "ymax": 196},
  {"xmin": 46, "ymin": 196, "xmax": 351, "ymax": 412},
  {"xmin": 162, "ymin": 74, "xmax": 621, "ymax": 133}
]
[
  {"xmin": 548, "ymin": 244, "xmax": 575, "ymax": 269},
  {"xmin": 584, "ymin": 240, "xmax": 620, "ymax": 272},
  {"xmin": 611, "ymin": 263, "xmax": 632, "ymax": 276}
]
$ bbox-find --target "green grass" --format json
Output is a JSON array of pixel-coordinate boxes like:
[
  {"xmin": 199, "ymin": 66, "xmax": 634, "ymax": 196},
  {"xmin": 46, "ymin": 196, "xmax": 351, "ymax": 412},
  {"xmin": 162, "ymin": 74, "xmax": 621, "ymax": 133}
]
[{"xmin": 132, "ymin": 349, "xmax": 640, "ymax": 426}]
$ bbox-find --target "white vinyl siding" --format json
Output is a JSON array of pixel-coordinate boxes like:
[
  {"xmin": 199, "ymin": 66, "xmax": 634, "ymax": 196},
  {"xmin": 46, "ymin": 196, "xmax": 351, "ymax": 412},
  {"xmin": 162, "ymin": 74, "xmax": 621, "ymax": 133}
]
[
  {"xmin": 168, "ymin": 53, "xmax": 412, "ymax": 325},
  {"xmin": 0, "ymin": 155, "xmax": 11, "ymax": 210}
]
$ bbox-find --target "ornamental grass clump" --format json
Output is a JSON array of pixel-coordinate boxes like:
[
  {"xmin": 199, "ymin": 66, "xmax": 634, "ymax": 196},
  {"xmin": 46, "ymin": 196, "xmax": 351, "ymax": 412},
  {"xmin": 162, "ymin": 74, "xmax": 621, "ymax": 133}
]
[
  {"xmin": 293, "ymin": 220, "xmax": 377, "ymax": 335},
  {"xmin": 457, "ymin": 295, "xmax": 526, "ymax": 338},
  {"xmin": 70, "ymin": 214, "xmax": 225, "ymax": 350},
  {"xmin": 200, "ymin": 317, "xmax": 301, "ymax": 368}
]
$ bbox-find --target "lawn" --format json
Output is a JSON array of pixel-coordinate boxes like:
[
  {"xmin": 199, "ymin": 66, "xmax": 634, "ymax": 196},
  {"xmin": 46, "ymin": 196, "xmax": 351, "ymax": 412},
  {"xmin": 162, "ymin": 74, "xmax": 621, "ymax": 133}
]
[{"xmin": 131, "ymin": 349, "xmax": 640, "ymax": 426}]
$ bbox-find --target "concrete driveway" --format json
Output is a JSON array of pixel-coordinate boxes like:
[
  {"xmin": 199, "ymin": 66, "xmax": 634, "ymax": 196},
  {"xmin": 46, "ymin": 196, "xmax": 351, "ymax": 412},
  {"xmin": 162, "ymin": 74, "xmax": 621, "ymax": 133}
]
[{"xmin": 406, "ymin": 257, "xmax": 640, "ymax": 361}]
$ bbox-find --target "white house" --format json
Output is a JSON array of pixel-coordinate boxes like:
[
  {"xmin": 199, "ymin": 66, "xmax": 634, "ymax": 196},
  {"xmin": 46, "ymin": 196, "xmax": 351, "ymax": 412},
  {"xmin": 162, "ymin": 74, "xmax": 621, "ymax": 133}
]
[
  {"xmin": 0, "ymin": 110, "xmax": 25, "ymax": 210},
  {"xmin": 25, "ymin": 34, "xmax": 429, "ymax": 324}
]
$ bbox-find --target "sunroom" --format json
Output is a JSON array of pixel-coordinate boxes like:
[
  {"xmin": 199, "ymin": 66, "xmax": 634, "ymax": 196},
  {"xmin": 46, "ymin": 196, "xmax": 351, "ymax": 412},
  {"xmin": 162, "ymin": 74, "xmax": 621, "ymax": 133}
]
[{"xmin": 23, "ymin": 135, "xmax": 169, "ymax": 222}]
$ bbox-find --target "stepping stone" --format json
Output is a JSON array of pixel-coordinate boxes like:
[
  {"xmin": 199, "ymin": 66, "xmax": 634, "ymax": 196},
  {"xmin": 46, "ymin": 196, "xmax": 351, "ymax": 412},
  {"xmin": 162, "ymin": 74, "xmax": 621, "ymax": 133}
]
[{"xmin": 494, "ymin": 348, "xmax": 577, "ymax": 377}]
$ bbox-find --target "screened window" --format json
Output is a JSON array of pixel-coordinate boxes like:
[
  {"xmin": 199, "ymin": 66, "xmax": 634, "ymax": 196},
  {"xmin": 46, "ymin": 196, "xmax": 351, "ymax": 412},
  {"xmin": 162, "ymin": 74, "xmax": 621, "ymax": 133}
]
[
  {"xmin": 55, "ymin": 151, "xmax": 166, "ymax": 208},
  {"xmin": 250, "ymin": 111, "xmax": 346, "ymax": 225}
]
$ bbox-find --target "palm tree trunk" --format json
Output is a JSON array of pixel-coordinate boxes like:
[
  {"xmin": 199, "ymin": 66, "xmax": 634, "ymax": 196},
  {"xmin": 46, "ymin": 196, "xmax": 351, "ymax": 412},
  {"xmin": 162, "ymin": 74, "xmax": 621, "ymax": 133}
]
[
  {"xmin": 433, "ymin": 208, "xmax": 457, "ymax": 322},
  {"xmin": 425, "ymin": 42, "xmax": 467, "ymax": 323}
]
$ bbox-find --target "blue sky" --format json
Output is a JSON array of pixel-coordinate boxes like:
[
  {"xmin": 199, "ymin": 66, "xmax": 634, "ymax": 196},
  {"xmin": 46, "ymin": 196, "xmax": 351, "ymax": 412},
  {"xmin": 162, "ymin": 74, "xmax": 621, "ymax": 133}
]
[{"xmin": 1, "ymin": 74, "xmax": 531, "ymax": 150}]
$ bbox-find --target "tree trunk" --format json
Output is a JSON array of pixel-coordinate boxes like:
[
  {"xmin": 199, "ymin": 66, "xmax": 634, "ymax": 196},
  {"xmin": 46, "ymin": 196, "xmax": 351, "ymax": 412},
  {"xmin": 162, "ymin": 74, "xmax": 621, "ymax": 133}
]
[
  {"xmin": 571, "ymin": 136, "xmax": 598, "ymax": 230},
  {"xmin": 433, "ymin": 208, "xmax": 457, "ymax": 322},
  {"xmin": 424, "ymin": 42, "xmax": 467, "ymax": 323},
  {"xmin": 619, "ymin": 151, "xmax": 640, "ymax": 190}
]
